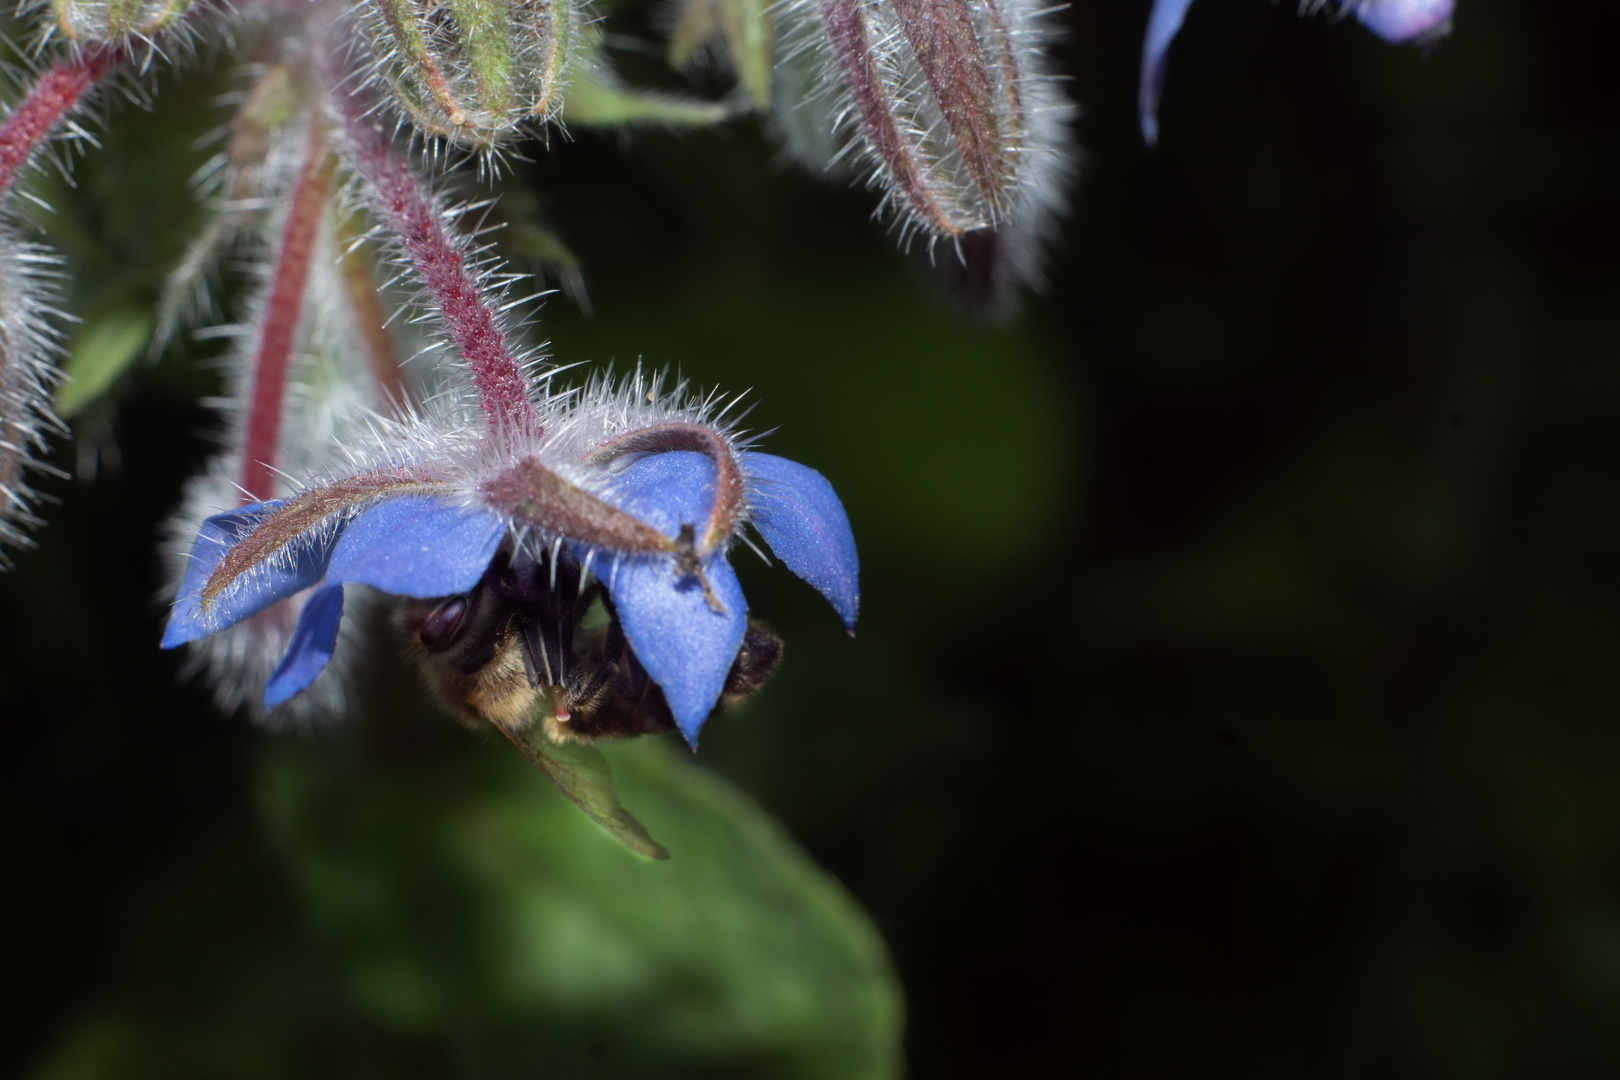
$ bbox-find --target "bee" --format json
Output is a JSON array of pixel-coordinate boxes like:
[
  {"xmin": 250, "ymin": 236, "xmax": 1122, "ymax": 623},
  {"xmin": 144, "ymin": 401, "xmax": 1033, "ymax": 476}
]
[{"xmin": 398, "ymin": 548, "xmax": 783, "ymax": 743}]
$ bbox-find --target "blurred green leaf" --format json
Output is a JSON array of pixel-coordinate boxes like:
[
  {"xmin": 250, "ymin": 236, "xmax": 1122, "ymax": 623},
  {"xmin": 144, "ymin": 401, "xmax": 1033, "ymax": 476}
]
[
  {"xmin": 254, "ymin": 733, "xmax": 903, "ymax": 1077},
  {"xmin": 669, "ymin": 0, "xmax": 774, "ymax": 108},
  {"xmin": 564, "ymin": 63, "xmax": 731, "ymax": 128},
  {"xmin": 56, "ymin": 308, "xmax": 153, "ymax": 418},
  {"xmin": 27, "ymin": 732, "xmax": 902, "ymax": 1079},
  {"xmin": 497, "ymin": 724, "xmax": 670, "ymax": 859}
]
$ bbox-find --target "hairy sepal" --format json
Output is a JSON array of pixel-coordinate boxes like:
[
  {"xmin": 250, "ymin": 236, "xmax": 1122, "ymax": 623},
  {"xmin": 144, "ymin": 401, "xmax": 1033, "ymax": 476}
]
[
  {"xmin": 0, "ymin": 222, "xmax": 67, "ymax": 565},
  {"xmin": 355, "ymin": 0, "xmax": 585, "ymax": 150},
  {"xmin": 774, "ymin": 0, "xmax": 1074, "ymax": 300},
  {"xmin": 199, "ymin": 470, "xmax": 458, "ymax": 612},
  {"xmin": 47, "ymin": 0, "xmax": 194, "ymax": 46}
]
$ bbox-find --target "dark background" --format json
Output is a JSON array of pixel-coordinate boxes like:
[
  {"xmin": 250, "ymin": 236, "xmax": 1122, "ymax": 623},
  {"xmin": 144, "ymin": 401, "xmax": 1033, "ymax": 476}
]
[{"xmin": 6, "ymin": 0, "xmax": 1620, "ymax": 1075}]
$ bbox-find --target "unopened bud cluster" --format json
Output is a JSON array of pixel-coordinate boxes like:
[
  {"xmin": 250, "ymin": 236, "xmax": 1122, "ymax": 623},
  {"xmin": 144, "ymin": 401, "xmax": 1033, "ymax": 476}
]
[
  {"xmin": 355, "ymin": 0, "xmax": 584, "ymax": 148},
  {"xmin": 48, "ymin": 0, "xmax": 194, "ymax": 43}
]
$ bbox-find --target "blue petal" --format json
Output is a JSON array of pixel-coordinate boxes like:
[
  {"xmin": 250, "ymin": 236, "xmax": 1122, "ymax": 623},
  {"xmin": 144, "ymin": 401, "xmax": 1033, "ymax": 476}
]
[
  {"xmin": 1138, "ymin": 0, "xmax": 1197, "ymax": 145},
  {"xmin": 161, "ymin": 500, "xmax": 334, "ymax": 649},
  {"xmin": 588, "ymin": 451, "xmax": 748, "ymax": 745},
  {"xmin": 605, "ymin": 551, "xmax": 747, "ymax": 747},
  {"xmin": 595, "ymin": 450, "xmax": 716, "ymax": 535},
  {"xmin": 743, "ymin": 453, "xmax": 859, "ymax": 631},
  {"xmin": 323, "ymin": 494, "xmax": 507, "ymax": 597},
  {"xmin": 259, "ymin": 495, "xmax": 508, "ymax": 705},
  {"xmin": 1355, "ymin": 0, "xmax": 1453, "ymax": 43},
  {"xmin": 264, "ymin": 584, "xmax": 345, "ymax": 709}
]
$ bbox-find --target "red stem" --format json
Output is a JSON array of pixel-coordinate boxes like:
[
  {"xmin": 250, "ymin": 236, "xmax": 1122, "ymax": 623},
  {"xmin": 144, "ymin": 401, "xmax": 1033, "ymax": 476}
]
[
  {"xmin": 0, "ymin": 49, "xmax": 116, "ymax": 197},
  {"xmin": 240, "ymin": 129, "xmax": 334, "ymax": 502},
  {"xmin": 329, "ymin": 88, "xmax": 541, "ymax": 438}
]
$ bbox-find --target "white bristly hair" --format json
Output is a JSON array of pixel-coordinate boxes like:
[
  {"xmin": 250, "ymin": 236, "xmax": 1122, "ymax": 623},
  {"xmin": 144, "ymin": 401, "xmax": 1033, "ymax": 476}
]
[
  {"xmin": 771, "ymin": 0, "xmax": 1077, "ymax": 304},
  {"xmin": 0, "ymin": 218, "xmax": 67, "ymax": 566}
]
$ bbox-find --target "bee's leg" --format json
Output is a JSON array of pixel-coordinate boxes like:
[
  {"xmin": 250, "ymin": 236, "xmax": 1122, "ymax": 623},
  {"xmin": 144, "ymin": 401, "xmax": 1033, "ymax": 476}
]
[
  {"xmin": 719, "ymin": 622, "xmax": 784, "ymax": 709},
  {"xmin": 499, "ymin": 547, "xmax": 586, "ymax": 691},
  {"xmin": 567, "ymin": 659, "xmax": 619, "ymax": 714},
  {"xmin": 515, "ymin": 620, "xmax": 550, "ymax": 689}
]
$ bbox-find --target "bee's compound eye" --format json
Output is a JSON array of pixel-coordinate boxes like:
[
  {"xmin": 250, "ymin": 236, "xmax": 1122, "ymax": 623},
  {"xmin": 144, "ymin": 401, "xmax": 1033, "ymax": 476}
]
[{"xmin": 418, "ymin": 596, "xmax": 469, "ymax": 652}]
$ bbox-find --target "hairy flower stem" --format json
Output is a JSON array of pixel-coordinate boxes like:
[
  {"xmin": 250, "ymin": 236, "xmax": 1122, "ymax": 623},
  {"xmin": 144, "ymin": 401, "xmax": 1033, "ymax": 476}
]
[
  {"xmin": 329, "ymin": 85, "xmax": 542, "ymax": 438},
  {"xmin": 0, "ymin": 48, "xmax": 117, "ymax": 196},
  {"xmin": 241, "ymin": 128, "xmax": 336, "ymax": 502}
]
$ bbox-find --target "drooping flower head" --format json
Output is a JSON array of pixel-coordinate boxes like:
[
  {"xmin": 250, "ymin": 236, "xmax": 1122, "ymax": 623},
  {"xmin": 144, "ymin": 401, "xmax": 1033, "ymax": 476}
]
[{"xmin": 163, "ymin": 370, "xmax": 859, "ymax": 744}]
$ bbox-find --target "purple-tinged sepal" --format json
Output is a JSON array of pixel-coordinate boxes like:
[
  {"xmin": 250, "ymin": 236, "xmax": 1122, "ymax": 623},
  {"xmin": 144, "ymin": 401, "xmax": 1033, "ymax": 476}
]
[
  {"xmin": 161, "ymin": 500, "xmax": 334, "ymax": 648},
  {"xmin": 743, "ymin": 452, "xmax": 859, "ymax": 631},
  {"xmin": 775, "ymin": 0, "xmax": 1075, "ymax": 306}
]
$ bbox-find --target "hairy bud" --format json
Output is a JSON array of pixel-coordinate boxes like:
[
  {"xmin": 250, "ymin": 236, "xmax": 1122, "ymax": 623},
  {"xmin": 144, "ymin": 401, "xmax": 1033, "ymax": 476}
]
[
  {"xmin": 356, "ymin": 0, "xmax": 585, "ymax": 148},
  {"xmin": 776, "ymin": 0, "xmax": 1073, "ymax": 299},
  {"xmin": 0, "ymin": 224, "xmax": 64, "ymax": 565},
  {"xmin": 49, "ymin": 0, "xmax": 193, "ymax": 43}
]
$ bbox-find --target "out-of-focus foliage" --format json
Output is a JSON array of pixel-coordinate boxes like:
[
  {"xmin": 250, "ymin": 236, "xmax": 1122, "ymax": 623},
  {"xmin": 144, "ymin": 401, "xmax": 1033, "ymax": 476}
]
[{"xmin": 28, "ymin": 734, "xmax": 900, "ymax": 1079}]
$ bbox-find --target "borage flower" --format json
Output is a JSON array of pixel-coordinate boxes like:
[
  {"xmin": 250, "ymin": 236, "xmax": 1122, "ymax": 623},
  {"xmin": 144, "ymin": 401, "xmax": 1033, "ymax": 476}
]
[{"xmin": 161, "ymin": 374, "xmax": 859, "ymax": 748}]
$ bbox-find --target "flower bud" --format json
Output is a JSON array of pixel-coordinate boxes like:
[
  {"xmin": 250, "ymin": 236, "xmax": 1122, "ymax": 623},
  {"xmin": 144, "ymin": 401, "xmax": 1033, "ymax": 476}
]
[
  {"xmin": 49, "ymin": 0, "xmax": 193, "ymax": 43},
  {"xmin": 357, "ymin": 0, "xmax": 584, "ymax": 148},
  {"xmin": 0, "ymin": 223, "xmax": 64, "ymax": 565},
  {"xmin": 776, "ymin": 0, "xmax": 1073, "ymax": 296}
]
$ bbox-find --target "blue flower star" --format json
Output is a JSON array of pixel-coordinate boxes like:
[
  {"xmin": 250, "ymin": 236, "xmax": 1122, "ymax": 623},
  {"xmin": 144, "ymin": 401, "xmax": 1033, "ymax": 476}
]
[{"xmin": 163, "ymin": 447, "xmax": 858, "ymax": 745}]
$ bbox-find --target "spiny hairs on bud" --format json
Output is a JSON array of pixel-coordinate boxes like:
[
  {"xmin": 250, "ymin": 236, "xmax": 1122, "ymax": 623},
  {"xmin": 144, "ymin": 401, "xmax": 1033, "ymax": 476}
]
[
  {"xmin": 345, "ymin": 0, "xmax": 591, "ymax": 155},
  {"xmin": 29, "ymin": 0, "xmax": 193, "ymax": 52},
  {"xmin": 775, "ymin": 0, "xmax": 1075, "ymax": 299},
  {"xmin": 0, "ymin": 220, "xmax": 66, "ymax": 565},
  {"xmin": 543, "ymin": 364, "xmax": 758, "ymax": 463}
]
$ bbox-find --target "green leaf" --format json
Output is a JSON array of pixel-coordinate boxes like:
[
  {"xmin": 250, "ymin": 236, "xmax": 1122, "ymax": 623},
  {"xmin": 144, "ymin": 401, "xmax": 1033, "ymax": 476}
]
[
  {"xmin": 563, "ymin": 63, "xmax": 731, "ymax": 128},
  {"xmin": 55, "ymin": 307, "xmax": 154, "ymax": 418},
  {"xmin": 244, "ymin": 732, "xmax": 905, "ymax": 1077},
  {"xmin": 669, "ymin": 0, "xmax": 774, "ymax": 109},
  {"xmin": 496, "ymin": 724, "xmax": 670, "ymax": 859},
  {"xmin": 719, "ymin": 0, "xmax": 773, "ymax": 109}
]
